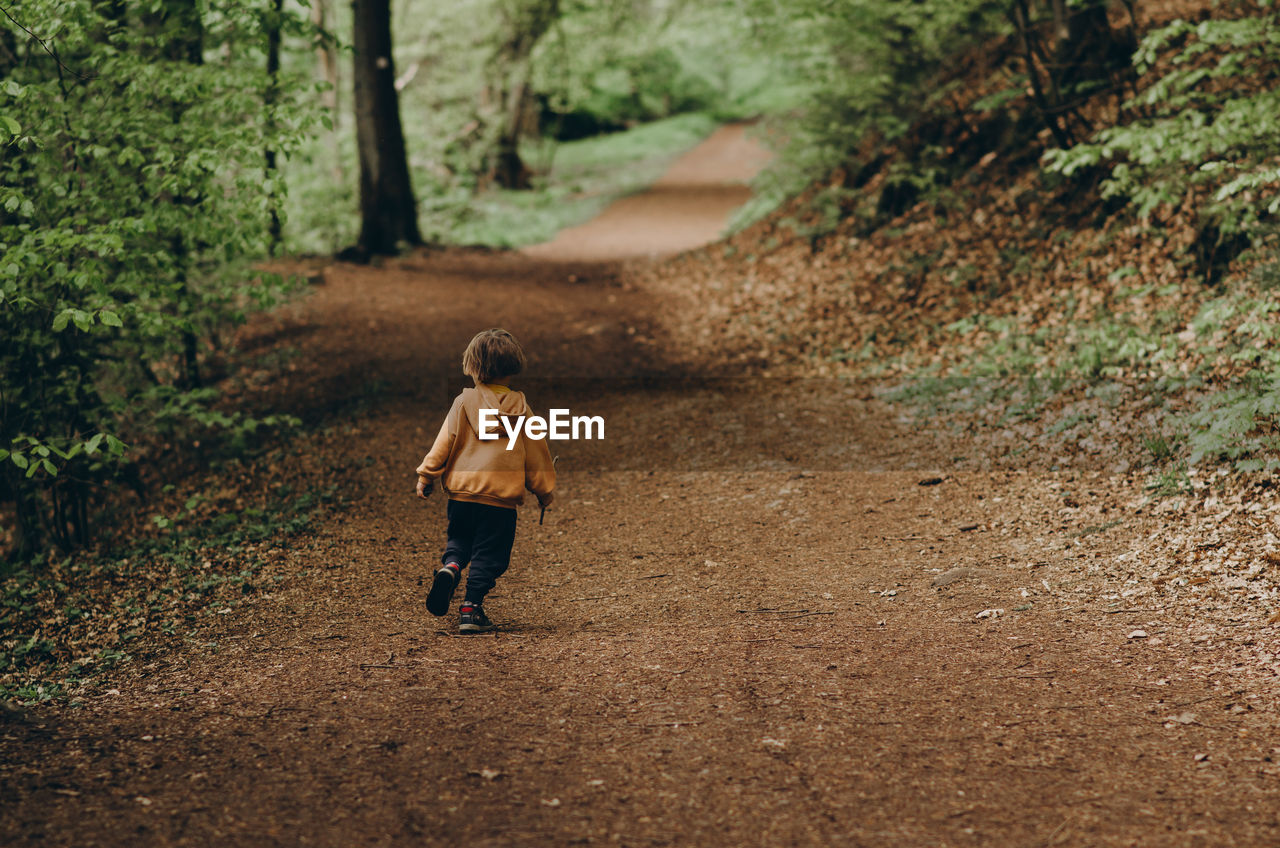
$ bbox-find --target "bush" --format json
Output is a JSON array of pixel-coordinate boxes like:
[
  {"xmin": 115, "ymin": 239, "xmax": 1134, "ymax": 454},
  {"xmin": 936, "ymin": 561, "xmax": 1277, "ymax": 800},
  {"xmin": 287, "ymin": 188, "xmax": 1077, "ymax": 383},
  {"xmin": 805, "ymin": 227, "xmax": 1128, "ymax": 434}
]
[
  {"xmin": 1045, "ymin": 5, "xmax": 1280, "ymax": 244},
  {"xmin": 1, "ymin": 1, "xmax": 321, "ymax": 558}
]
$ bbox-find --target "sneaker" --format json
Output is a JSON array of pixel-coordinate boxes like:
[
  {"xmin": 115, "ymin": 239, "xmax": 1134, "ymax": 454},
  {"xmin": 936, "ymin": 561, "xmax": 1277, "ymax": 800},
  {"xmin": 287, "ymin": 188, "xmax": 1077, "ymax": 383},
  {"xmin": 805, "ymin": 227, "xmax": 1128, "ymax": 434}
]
[
  {"xmin": 425, "ymin": 563, "xmax": 460, "ymax": 617},
  {"xmin": 458, "ymin": 602, "xmax": 496, "ymax": 633}
]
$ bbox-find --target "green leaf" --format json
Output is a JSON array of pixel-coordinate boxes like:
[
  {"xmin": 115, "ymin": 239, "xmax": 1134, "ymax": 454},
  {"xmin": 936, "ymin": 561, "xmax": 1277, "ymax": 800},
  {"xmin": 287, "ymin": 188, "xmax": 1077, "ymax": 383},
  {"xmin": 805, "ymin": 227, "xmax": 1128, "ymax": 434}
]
[
  {"xmin": 1, "ymin": 116, "xmax": 19, "ymax": 137},
  {"xmin": 0, "ymin": 449, "xmax": 8, "ymax": 463},
  {"xmin": 99, "ymin": 309, "xmax": 123, "ymax": 328},
  {"xmin": 10, "ymin": 452, "xmax": 27, "ymax": 470},
  {"xmin": 52, "ymin": 310, "xmax": 72, "ymax": 332}
]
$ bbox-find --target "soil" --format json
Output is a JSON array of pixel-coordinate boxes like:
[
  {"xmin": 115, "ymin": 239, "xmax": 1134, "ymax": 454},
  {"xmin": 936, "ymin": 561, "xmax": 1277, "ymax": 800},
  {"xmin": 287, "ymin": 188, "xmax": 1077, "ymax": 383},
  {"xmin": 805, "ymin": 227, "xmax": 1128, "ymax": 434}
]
[{"xmin": 4, "ymin": 123, "xmax": 1280, "ymax": 847}]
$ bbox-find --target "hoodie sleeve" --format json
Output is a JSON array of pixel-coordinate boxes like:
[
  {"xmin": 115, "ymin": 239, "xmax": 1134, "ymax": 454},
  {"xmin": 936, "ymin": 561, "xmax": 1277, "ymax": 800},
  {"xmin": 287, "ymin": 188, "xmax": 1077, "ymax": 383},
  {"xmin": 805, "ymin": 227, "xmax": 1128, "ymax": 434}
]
[
  {"xmin": 524, "ymin": 429, "xmax": 556, "ymax": 497},
  {"xmin": 416, "ymin": 395, "xmax": 463, "ymax": 481}
]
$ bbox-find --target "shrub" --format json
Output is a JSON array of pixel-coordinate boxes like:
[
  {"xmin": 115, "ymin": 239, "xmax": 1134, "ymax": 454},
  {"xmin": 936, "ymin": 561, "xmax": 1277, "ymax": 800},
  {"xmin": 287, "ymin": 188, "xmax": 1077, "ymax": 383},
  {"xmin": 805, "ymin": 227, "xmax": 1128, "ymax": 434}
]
[{"xmin": 1, "ymin": 1, "xmax": 321, "ymax": 558}]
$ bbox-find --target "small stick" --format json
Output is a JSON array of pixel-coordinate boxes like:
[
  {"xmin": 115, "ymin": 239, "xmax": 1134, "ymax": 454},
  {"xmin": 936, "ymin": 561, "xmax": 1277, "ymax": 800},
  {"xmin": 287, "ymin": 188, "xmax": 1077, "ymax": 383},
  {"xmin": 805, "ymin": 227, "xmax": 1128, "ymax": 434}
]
[
  {"xmin": 628, "ymin": 722, "xmax": 702, "ymax": 728},
  {"xmin": 540, "ymin": 455, "xmax": 560, "ymax": 525}
]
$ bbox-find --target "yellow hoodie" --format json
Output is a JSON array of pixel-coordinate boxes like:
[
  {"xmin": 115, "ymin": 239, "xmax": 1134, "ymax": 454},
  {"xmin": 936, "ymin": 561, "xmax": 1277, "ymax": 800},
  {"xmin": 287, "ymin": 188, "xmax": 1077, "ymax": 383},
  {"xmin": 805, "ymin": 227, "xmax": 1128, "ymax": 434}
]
[{"xmin": 415, "ymin": 384, "xmax": 556, "ymax": 509}]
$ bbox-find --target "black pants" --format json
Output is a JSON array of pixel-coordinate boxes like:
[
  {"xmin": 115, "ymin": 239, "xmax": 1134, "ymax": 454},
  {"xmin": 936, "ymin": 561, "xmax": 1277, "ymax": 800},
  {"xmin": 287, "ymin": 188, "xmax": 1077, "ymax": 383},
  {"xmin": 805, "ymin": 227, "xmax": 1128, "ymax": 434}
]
[{"xmin": 441, "ymin": 499, "xmax": 518, "ymax": 604}]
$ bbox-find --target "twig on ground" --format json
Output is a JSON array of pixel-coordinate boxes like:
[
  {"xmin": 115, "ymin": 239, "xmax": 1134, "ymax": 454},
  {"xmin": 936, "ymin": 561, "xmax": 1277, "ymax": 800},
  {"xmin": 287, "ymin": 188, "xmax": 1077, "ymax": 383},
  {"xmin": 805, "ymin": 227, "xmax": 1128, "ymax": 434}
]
[
  {"xmin": 629, "ymin": 722, "xmax": 702, "ymax": 728},
  {"xmin": 263, "ymin": 705, "xmax": 310, "ymax": 718},
  {"xmin": 359, "ymin": 650, "xmax": 397, "ymax": 669},
  {"xmin": 1042, "ymin": 815, "xmax": 1074, "ymax": 847}
]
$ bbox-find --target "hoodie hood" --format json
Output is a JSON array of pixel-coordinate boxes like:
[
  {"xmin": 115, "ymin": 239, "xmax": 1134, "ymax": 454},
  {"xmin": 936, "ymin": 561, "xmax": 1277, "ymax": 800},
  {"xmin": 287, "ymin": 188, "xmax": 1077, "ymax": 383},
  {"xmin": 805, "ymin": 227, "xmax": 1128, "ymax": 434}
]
[{"xmin": 461, "ymin": 385, "xmax": 530, "ymax": 435}]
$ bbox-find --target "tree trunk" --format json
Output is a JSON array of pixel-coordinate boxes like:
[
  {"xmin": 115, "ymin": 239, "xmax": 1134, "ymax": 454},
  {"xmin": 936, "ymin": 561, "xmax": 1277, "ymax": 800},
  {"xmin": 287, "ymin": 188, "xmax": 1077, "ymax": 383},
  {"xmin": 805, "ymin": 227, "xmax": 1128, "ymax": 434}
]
[
  {"xmin": 312, "ymin": 0, "xmax": 345, "ymax": 182},
  {"xmin": 351, "ymin": 0, "xmax": 421, "ymax": 257},
  {"xmin": 1010, "ymin": 0, "xmax": 1134, "ymax": 149},
  {"xmin": 486, "ymin": 0, "xmax": 560, "ymax": 190},
  {"xmin": 163, "ymin": 0, "xmax": 204, "ymax": 64},
  {"xmin": 492, "ymin": 80, "xmax": 533, "ymax": 189},
  {"xmin": 156, "ymin": 0, "xmax": 205, "ymax": 386},
  {"xmin": 265, "ymin": 0, "xmax": 284, "ymax": 254}
]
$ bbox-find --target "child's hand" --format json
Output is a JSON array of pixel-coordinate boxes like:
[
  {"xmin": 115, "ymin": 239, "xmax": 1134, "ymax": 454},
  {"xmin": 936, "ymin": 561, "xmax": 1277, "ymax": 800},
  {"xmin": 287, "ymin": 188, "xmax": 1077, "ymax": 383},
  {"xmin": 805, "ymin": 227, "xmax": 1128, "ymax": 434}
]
[
  {"xmin": 537, "ymin": 491, "xmax": 554, "ymax": 509},
  {"xmin": 416, "ymin": 478, "xmax": 434, "ymax": 499}
]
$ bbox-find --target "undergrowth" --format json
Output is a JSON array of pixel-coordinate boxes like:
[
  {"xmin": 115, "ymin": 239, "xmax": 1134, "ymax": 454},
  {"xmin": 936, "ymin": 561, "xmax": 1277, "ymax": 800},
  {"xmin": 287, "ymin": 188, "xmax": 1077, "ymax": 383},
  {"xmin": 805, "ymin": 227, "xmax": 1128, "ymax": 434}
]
[
  {"xmin": 883, "ymin": 248, "xmax": 1280, "ymax": 479},
  {"xmin": 0, "ymin": 470, "xmax": 339, "ymax": 704}
]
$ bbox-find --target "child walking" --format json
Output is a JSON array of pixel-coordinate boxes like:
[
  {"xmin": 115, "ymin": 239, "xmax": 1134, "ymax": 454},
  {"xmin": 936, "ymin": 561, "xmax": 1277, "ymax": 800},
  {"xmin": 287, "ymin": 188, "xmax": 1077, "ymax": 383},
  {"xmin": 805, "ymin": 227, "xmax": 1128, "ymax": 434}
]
[{"xmin": 415, "ymin": 329, "xmax": 556, "ymax": 632}]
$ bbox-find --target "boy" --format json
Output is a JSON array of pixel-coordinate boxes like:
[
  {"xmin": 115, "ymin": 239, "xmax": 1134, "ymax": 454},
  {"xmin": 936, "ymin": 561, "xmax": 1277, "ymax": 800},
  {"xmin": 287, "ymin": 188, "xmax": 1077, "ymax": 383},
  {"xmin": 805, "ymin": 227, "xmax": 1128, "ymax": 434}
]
[{"xmin": 415, "ymin": 329, "xmax": 556, "ymax": 632}]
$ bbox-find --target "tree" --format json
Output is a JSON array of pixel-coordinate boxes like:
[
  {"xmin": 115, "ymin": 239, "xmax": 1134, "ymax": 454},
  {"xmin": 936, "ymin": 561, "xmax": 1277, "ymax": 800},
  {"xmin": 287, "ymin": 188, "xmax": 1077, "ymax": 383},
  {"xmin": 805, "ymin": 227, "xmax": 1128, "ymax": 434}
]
[
  {"xmin": 310, "ymin": 0, "xmax": 344, "ymax": 183},
  {"xmin": 266, "ymin": 0, "xmax": 286, "ymax": 253},
  {"xmin": 1009, "ymin": 0, "xmax": 1136, "ymax": 148},
  {"xmin": 351, "ymin": 0, "xmax": 421, "ymax": 257},
  {"xmin": 485, "ymin": 0, "xmax": 562, "ymax": 189},
  {"xmin": 1, "ymin": 0, "xmax": 319, "ymax": 558},
  {"xmin": 1045, "ymin": 6, "xmax": 1280, "ymax": 281}
]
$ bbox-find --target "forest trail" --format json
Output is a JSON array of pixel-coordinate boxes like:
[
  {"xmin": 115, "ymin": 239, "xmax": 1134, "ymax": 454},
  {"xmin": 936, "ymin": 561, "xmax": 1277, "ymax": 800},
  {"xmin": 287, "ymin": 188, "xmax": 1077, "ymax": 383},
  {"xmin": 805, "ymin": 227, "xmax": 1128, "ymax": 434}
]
[
  {"xmin": 4, "ymin": 125, "xmax": 1280, "ymax": 847},
  {"xmin": 521, "ymin": 122, "xmax": 771, "ymax": 262}
]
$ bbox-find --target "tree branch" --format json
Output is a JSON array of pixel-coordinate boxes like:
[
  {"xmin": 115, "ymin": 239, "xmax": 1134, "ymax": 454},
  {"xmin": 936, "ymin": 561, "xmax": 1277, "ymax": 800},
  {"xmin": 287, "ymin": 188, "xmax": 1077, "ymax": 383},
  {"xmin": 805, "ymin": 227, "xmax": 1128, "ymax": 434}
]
[{"xmin": 0, "ymin": 2, "xmax": 95, "ymax": 81}]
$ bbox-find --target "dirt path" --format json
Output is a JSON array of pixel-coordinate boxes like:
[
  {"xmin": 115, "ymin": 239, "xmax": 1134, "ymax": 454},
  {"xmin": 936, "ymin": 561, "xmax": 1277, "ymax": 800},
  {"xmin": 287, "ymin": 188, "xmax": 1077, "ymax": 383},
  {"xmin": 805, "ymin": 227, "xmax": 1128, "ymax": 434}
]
[
  {"xmin": 521, "ymin": 123, "xmax": 771, "ymax": 262},
  {"xmin": 4, "ymin": 125, "xmax": 1280, "ymax": 847}
]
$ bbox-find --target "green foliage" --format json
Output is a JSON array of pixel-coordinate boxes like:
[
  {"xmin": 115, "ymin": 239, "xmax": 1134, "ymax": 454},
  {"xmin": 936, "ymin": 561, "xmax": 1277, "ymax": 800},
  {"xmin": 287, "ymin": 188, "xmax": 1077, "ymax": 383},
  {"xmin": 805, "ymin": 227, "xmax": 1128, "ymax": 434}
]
[
  {"xmin": 731, "ymin": 0, "xmax": 1010, "ymax": 226},
  {"xmin": 530, "ymin": 1, "xmax": 785, "ymax": 128},
  {"xmin": 1185, "ymin": 384, "xmax": 1280, "ymax": 470},
  {"xmin": 1, "ymin": 1, "xmax": 323, "ymax": 557},
  {"xmin": 1045, "ymin": 5, "xmax": 1280, "ymax": 232},
  {"xmin": 1142, "ymin": 433, "xmax": 1177, "ymax": 463}
]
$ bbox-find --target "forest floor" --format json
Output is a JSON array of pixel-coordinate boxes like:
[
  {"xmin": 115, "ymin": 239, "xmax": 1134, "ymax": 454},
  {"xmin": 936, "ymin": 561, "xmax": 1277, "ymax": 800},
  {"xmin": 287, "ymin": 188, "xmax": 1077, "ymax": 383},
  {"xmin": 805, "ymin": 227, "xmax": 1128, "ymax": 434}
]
[{"xmin": 5, "ymin": 123, "xmax": 1280, "ymax": 847}]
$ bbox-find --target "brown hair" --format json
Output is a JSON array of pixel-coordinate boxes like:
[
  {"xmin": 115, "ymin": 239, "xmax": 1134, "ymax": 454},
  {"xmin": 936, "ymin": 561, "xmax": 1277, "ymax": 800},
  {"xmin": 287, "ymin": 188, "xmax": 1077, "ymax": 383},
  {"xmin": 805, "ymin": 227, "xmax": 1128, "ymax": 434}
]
[{"xmin": 461, "ymin": 328, "xmax": 526, "ymax": 383}]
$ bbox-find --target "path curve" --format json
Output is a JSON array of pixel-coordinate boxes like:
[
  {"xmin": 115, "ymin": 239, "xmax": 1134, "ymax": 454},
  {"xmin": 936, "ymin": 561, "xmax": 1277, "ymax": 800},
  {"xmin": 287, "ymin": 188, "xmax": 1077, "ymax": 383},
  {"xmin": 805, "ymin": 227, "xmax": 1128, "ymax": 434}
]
[{"xmin": 521, "ymin": 122, "xmax": 771, "ymax": 262}]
